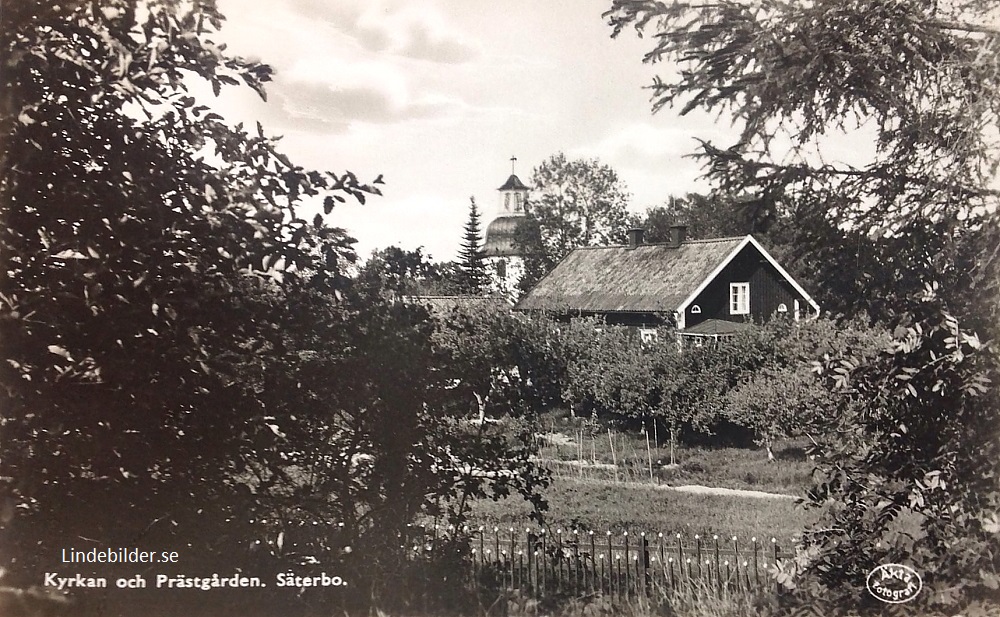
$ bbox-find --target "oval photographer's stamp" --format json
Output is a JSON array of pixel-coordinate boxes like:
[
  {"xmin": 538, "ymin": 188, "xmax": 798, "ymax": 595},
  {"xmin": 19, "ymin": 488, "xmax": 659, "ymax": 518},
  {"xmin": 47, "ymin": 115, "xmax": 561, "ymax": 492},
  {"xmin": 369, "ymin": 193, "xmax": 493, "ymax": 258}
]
[{"xmin": 866, "ymin": 563, "xmax": 922, "ymax": 604}]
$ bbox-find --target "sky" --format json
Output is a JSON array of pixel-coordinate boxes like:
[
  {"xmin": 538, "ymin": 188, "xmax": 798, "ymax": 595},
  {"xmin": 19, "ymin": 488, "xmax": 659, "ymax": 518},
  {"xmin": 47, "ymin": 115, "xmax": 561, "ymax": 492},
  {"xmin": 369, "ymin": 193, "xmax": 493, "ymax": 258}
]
[{"xmin": 211, "ymin": 0, "xmax": 740, "ymax": 263}]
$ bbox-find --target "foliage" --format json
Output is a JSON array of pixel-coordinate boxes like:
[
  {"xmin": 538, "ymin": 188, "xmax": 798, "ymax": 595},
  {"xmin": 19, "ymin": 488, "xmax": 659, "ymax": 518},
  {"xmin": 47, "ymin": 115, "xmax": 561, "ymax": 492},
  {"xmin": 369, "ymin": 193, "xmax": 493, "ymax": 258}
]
[
  {"xmin": 723, "ymin": 318, "xmax": 889, "ymax": 458},
  {"xmin": 0, "ymin": 2, "xmax": 546, "ymax": 615},
  {"xmin": 607, "ymin": 0, "xmax": 1000, "ymax": 610},
  {"xmin": 605, "ymin": 0, "xmax": 1000, "ymax": 307},
  {"xmin": 562, "ymin": 324, "xmax": 651, "ymax": 420},
  {"xmin": 773, "ymin": 294, "xmax": 1000, "ymax": 614},
  {"xmin": 515, "ymin": 153, "xmax": 631, "ymax": 290},
  {"xmin": 563, "ymin": 322, "xmax": 776, "ymax": 436},
  {"xmin": 432, "ymin": 303, "xmax": 582, "ymax": 424},
  {"xmin": 0, "ymin": 0, "xmax": 378, "ymax": 586},
  {"xmin": 562, "ymin": 316, "xmax": 888, "ymax": 458},
  {"xmin": 223, "ymin": 276, "xmax": 549, "ymax": 610},
  {"xmin": 355, "ymin": 245, "xmax": 461, "ymax": 299},
  {"xmin": 457, "ymin": 196, "xmax": 489, "ymax": 294},
  {"xmin": 638, "ymin": 193, "xmax": 775, "ymax": 242}
]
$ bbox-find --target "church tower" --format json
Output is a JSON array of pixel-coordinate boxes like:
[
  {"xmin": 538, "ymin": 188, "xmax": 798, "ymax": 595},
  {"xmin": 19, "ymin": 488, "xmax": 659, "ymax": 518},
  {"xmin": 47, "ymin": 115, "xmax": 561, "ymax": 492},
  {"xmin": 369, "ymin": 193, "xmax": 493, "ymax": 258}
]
[{"xmin": 483, "ymin": 157, "xmax": 532, "ymax": 298}]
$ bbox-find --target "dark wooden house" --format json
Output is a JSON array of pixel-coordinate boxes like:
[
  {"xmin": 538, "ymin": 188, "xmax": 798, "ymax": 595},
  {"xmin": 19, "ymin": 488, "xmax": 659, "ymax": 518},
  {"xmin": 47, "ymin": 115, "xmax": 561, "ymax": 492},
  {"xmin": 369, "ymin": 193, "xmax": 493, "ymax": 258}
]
[{"xmin": 515, "ymin": 226, "xmax": 818, "ymax": 341}]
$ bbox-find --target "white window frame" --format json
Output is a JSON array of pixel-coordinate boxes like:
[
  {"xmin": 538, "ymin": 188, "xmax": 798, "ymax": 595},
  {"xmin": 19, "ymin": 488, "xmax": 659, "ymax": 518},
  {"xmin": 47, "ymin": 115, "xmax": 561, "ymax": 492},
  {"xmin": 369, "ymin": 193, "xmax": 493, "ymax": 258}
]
[{"xmin": 730, "ymin": 282, "xmax": 750, "ymax": 315}]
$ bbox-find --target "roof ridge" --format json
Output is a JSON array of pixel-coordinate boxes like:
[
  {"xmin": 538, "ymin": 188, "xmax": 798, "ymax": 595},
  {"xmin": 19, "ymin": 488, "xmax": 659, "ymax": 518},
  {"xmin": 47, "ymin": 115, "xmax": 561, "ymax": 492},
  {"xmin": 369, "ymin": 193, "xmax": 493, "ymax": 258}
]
[
  {"xmin": 409, "ymin": 294, "xmax": 496, "ymax": 299},
  {"xmin": 683, "ymin": 235, "xmax": 747, "ymax": 243},
  {"xmin": 571, "ymin": 235, "xmax": 747, "ymax": 250}
]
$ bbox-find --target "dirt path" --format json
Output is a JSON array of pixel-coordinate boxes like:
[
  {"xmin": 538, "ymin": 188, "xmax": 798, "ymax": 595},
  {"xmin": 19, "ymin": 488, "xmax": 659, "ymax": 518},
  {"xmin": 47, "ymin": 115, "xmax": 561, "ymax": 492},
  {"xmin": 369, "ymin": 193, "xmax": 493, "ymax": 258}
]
[
  {"xmin": 555, "ymin": 475, "xmax": 799, "ymax": 500},
  {"xmin": 668, "ymin": 484, "xmax": 798, "ymax": 500}
]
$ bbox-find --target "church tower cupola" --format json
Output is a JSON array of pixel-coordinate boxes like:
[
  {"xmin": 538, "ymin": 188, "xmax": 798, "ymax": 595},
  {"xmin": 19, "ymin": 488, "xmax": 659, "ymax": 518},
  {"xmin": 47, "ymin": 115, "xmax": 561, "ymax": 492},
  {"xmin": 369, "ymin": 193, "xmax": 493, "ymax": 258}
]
[
  {"xmin": 482, "ymin": 157, "xmax": 535, "ymax": 299},
  {"xmin": 497, "ymin": 156, "xmax": 529, "ymax": 215}
]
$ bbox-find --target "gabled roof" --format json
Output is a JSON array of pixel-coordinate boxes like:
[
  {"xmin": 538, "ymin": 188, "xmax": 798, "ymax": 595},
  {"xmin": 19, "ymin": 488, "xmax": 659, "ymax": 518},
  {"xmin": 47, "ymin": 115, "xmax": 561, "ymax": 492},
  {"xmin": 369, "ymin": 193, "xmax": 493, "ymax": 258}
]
[
  {"xmin": 498, "ymin": 174, "xmax": 529, "ymax": 191},
  {"xmin": 675, "ymin": 236, "xmax": 820, "ymax": 316},
  {"xmin": 515, "ymin": 237, "xmax": 744, "ymax": 313},
  {"xmin": 515, "ymin": 235, "xmax": 821, "ymax": 316}
]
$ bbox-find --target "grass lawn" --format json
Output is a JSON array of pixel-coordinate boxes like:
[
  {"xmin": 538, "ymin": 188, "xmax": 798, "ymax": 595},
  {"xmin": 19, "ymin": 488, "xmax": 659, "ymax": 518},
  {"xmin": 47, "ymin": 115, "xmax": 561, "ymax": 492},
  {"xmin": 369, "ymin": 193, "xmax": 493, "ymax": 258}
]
[
  {"xmin": 466, "ymin": 418, "xmax": 821, "ymax": 553},
  {"xmin": 536, "ymin": 427, "xmax": 816, "ymax": 496},
  {"xmin": 469, "ymin": 475, "xmax": 819, "ymax": 545}
]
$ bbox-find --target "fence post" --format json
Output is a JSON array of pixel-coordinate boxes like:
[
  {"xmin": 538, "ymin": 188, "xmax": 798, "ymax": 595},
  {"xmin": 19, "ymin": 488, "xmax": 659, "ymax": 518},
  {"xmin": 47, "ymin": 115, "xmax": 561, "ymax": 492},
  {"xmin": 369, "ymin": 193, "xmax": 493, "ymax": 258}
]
[
  {"xmin": 731, "ymin": 535, "xmax": 739, "ymax": 591},
  {"xmin": 599, "ymin": 554, "xmax": 606, "ymax": 596},
  {"xmin": 713, "ymin": 534, "xmax": 721, "ymax": 592},
  {"xmin": 752, "ymin": 537, "xmax": 760, "ymax": 587},
  {"xmin": 572, "ymin": 529, "xmax": 580, "ymax": 595},
  {"xmin": 494, "ymin": 527, "xmax": 500, "ymax": 568},
  {"xmin": 676, "ymin": 533, "xmax": 684, "ymax": 576},
  {"xmin": 509, "ymin": 527, "xmax": 516, "ymax": 587},
  {"xmin": 641, "ymin": 533, "xmax": 651, "ymax": 594},
  {"xmin": 623, "ymin": 532, "xmax": 630, "ymax": 595},
  {"xmin": 772, "ymin": 537, "xmax": 780, "ymax": 594},
  {"xmin": 606, "ymin": 530, "xmax": 613, "ymax": 594},
  {"xmin": 526, "ymin": 529, "xmax": 536, "ymax": 594},
  {"xmin": 540, "ymin": 528, "xmax": 547, "ymax": 595},
  {"xmin": 695, "ymin": 535, "xmax": 702, "ymax": 580},
  {"xmin": 658, "ymin": 533, "xmax": 665, "ymax": 576},
  {"xmin": 589, "ymin": 531, "xmax": 596, "ymax": 594},
  {"xmin": 556, "ymin": 529, "xmax": 563, "ymax": 591}
]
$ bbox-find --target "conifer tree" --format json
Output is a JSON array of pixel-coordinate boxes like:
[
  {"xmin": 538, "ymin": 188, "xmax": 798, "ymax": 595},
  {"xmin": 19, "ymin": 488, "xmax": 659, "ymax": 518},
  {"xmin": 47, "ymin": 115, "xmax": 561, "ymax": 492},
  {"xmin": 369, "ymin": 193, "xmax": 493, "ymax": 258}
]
[{"xmin": 457, "ymin": 197, "xmax": 488, "ymax": 294}]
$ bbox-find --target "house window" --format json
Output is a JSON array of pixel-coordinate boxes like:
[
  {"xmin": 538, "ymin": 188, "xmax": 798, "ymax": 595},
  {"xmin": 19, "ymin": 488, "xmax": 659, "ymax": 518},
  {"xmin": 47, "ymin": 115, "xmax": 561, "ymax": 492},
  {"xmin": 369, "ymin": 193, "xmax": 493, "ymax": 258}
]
[
  {"xmin": 777, "ymin": 303, "xmax": 788, "ymax": 313},
  {"xmin": 496, "ymin": 259, "xmax": 507, "ymax": 279},
  {"xmin": 690, "ymin": 305, "xmax": 702, "ymax": 314},
  {"xmin": 730, "ymin": 282, "xmax": 750, "ymax": 315},
  {"xmin": 640, "ymin": 328, "xmax": 658, "ymax": 344}
]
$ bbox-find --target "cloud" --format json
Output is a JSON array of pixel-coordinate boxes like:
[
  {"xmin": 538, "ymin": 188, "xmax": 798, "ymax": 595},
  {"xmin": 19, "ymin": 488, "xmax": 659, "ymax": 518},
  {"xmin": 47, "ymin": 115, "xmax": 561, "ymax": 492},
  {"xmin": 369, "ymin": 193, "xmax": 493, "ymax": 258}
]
[
  {"xmin": 274, "ymin": 80, "xmax": 468, "ymax": 129},
  {"xmin": 215, "ymin": 0, "xmax": 488, "ymax": 134},
  {"xmin": 284, "ymin": 0, "xmax": 480, "ymax": 64}
]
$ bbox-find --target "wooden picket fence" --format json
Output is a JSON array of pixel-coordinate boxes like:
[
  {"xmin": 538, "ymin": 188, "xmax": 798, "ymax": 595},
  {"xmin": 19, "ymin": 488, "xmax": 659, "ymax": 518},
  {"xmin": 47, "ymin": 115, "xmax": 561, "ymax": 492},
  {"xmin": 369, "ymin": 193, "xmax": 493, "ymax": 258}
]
[{"xmin": 405, "ymin": 525, "xmax": 784, "ymax": 599}]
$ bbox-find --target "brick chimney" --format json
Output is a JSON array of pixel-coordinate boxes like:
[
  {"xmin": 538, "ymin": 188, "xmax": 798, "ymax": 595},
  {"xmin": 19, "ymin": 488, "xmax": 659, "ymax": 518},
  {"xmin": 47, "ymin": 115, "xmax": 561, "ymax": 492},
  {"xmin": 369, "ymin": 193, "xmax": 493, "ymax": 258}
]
[
  {"xmin": 627, "ymin": 228, "xmax": 645, "ymax": 249},
  {"xmin": 668, "ymin": 225, "xmax": 687, "ymax": 248}
]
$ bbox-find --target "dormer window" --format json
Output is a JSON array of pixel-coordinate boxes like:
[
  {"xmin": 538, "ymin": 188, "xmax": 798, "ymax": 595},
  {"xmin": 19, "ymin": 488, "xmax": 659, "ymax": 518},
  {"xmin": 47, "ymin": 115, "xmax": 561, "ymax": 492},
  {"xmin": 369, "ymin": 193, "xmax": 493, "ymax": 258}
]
[{"xmin": 730, "ymin": 283, "xmax": 750, "ymax": 315}]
